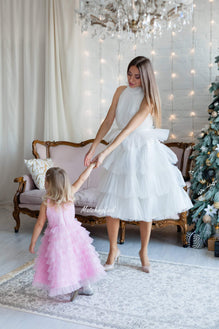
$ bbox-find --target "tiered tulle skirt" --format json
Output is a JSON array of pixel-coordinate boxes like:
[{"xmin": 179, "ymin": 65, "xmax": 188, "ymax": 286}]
[
  {"xmin": 33, "ymin": 220, "xmax": 105, "ymax": 296},
  {"xmin": 95, "ymin": 129, "xmax": 193, "ymax": 221}
]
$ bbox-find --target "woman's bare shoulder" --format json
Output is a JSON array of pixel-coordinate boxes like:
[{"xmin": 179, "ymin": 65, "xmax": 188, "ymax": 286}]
[{"xmin": 114, "ymin": 85, "xmax": 127, "ymax": 99}]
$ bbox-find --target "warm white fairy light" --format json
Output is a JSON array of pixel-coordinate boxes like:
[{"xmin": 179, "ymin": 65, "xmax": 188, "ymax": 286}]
[
  {"xmin": 100, "ymin": 58, "xmax": 106, "ymax": 64},
  {"xmin": 101, "ymin": 99, "xmax": 106, "ymax": 104},
  {"xmin": 151, "ymin": 50, "xmax": 156, "ymax": 55},
  {"xmin": 169, "ymin": 32, "xmax": 176, "ymax": 140},
  {"xmin": 169, "ymin": 114, "xmax": 176, "ymax": 121},
  {"xmin": 100, "ymin": 79, "xmax": 104, "ymax": 84},
  {"xmin": 190, "ymin": 69, "xmax": 196, "ymax": 74},
  {"xmin": 209, "ymin": 63, "xmax": 213, "ymax": 68},
  {"xmin": 189, "ymin": 131, "xmax": 194, "ymax": 137},
  {"xmin": 190, "ymin": 48, "xmax": 195, "ymax": 54},
  {"xmin": 189, "ymin": 90, "xmax": 195, "ymax": 96},
  {"xmin": 84, "ymin": 51, "xmax": 90, "ymax": 56},
  {"xmin": 190, "ymin": 112, "xmax": 196, "ymax": 117}
]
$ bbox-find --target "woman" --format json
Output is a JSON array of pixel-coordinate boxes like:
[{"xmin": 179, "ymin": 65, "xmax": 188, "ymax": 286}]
[{"xmin": 84, "ymin": 56, "xmax": 193, "ymax": 273}]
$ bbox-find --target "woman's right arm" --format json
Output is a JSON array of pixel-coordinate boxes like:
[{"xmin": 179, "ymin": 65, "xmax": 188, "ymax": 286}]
[{"xmin": 84, "ymin": 86, "xmax": 126, "ymax": 166}]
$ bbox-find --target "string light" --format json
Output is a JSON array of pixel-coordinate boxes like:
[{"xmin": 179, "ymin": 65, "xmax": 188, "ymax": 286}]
[
  {"xmin": 84, "ymin": 51, "xmax": 90, "ymax": 56},
  {"xmin": 169, "ymin": 32, "xmax": 176, "ymax": 140},
  {"xmin": 169, "ymin": 114, "xmax": 176, "ymax": 121},
  {"xmin": 189, "ymin": 2, "xmax": 196, "ymax": 141}
]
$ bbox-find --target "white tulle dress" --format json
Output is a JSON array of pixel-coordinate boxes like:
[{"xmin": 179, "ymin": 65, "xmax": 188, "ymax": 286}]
[{"xmin": 94, "ymin": 86, "xmax": 193, "ymax": 222}]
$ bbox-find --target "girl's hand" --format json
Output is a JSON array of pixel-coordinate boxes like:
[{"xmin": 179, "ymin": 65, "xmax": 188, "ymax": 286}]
[
  {"xmin": 84, "ymin": 148, "xmax": 95, "ymax": 167},
  {"xmin": 29, "ymin": 242, "xmax": 35, "ymax": 254},
  {"xmin": 92, "ymin": 152, "xmax": 106, "ymax": 168}
]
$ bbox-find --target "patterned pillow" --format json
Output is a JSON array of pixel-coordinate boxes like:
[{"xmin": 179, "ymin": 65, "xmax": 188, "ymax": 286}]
[{"xmin": 24, "ymin": 159, "xmax": 54, "ymax": 190}]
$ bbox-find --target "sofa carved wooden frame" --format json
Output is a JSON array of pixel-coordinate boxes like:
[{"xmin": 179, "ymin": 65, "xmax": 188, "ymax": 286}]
[{"xmin": 13, "ymin": 139, "xmax": 193, "ymax": 246}]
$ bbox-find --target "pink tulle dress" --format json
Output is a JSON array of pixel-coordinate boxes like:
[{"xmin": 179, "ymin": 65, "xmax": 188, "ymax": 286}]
[{"xmin": 33, "ymin": 200, "xmax": 105, "ymax": 297}]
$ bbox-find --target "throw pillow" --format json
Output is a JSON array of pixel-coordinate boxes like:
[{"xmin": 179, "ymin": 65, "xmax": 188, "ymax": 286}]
[{"xmin": 24, "ymin": 159, "xmax": 54, "ymax": 190}]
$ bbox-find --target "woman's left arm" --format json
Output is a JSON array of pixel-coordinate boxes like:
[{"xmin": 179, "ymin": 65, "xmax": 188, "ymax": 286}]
[{"xmin": 93, "ymin": 99, "xmax": 149, "ymax": 167}]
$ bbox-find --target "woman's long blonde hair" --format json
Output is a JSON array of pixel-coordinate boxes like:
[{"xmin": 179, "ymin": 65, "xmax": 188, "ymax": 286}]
[
  {"xmin": 127, "ymin": 56, "xmax": 161, "ymax": 127},
  {"xmin": 43, "ymin": 167, "xmax": 74, "ymax": 205}
]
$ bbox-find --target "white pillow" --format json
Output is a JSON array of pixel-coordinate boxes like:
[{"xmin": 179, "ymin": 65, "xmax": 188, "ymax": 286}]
[{"xmin": 24, "ymin": 159, "xmax": 54, "ymax": 190}]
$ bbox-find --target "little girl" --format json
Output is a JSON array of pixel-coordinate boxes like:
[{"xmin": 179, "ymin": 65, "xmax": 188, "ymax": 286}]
[{"xmin": 29, "ymin": 164, "xmax": 105, "ymax": 301}]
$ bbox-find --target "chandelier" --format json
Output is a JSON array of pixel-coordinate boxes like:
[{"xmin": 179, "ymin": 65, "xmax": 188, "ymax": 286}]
[{"xmin": 76, "ymin": 0, "xmax": 194, "ymax": 42}]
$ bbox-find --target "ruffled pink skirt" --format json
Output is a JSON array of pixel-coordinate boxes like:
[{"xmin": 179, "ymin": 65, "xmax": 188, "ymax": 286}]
[{"xmin": 33, "ymin": 219, "xmax": 105, "ymax": 296}]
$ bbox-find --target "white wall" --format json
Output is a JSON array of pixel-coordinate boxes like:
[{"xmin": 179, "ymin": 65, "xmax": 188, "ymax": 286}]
[{"xmin": 78, "ymin": 0, "xmax": 219, "ymax": 142}]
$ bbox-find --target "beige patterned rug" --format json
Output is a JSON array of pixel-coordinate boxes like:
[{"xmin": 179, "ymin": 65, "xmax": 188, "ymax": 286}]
[{"xmin": 0, "ymin": 253, "xmax": 218, "ymax": 329}]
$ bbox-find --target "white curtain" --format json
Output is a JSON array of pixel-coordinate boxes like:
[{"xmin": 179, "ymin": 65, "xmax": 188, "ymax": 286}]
[{"xmin": 0, "ymin": 0, "xmax": 83, "ymax": 203}]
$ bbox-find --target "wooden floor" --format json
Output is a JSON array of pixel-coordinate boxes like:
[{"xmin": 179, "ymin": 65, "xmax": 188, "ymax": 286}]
[{"xmin": 0, "ymin": 204, "xmax": 218, "ymax": 329}]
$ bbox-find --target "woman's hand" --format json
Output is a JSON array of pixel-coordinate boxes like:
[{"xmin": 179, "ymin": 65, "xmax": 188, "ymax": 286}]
[
  {"xmin": 29, "ymin": 242, "xmax": 35, "ymax": 254},
  {"xmin": 91, "ymin": 152, "xmax": 107, "ymax": 168},
  {"xmin": 84, "ymin": 147, "xmax": 95, "ymax": 167}
]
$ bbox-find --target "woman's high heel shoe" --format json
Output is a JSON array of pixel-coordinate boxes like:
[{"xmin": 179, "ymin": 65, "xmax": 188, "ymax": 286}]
[
  {"xmin": 104, "ymin": 249, "xmax": 120, "ymax": 271},
  {"xmin": 139, "ymin": 251, "xmax": 150, "ymax": 273}
]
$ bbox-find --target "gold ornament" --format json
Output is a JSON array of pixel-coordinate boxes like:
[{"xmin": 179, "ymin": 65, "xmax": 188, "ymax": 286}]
[
  {"xmin": 205, "ymin": 159, "xmax": 211, "ymax": 166},
  {"xmin": 214, "ymin": 202, "xmax": 219, "ymax": 209},
  {"xmin": 217, "ymin": 152, "xmax": 219, "ymax": 158},
  {"xmin": 211, "ymin": 111, "xmax": 218, "ymax": 118},
  {"xmin": 207, "ymin": 151, "xmax": 210, "ymax": 155},
  {"xmin": 208, "ymin": 108, "xmax": 213, "ymax": 114},
  {"xmin": 214, "ymin": 89, "xmax": 219, "ymax": 96},
  {"xmin": 199, "ymin": 132, "xmax": 205, "ymax": 138},
  {"xmin": 200, "ymin": 179, "xmax": 206, "ymax": 184},
  {"xmin": 203, "ymin": 214, "xmax": 212, "ymax": 223}
]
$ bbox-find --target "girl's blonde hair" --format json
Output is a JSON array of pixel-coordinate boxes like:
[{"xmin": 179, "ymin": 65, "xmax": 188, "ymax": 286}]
[
  {"xmin": 43, "ymin": 167, "xmax": 74, "ymax": 205},
  {"xmin": 127, "ymin": 56, "xmax": 161, "ymax": 128}
]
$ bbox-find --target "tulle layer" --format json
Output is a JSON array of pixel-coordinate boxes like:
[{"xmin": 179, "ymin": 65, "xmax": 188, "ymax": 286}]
[
  {"xmin": 33, "ymin": 219, "xmax": 105, "ymax": 297},
  {"xmin": 95, "ymin": 136, "xmax": 193, "ymax": 221}
]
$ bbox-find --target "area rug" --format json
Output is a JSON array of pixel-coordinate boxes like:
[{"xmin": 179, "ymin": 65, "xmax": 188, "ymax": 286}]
[{"xmin": 0, "ymin": 253, "xmax": 218, "ymax": 329}]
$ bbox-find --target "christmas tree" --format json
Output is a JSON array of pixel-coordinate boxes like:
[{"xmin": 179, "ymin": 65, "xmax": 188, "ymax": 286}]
[{"xmin": 188, "ymin": 55, "xmax": 219, "ymax": 242}]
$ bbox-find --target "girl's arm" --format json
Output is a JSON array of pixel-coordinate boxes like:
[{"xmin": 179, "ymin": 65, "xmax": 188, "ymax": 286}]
[
  {"xmin": 93, "ymin": 98, "xmax": 150, "ymax": 167},
  {"xmin": 84, "ymin": 86, "xmax": 126, "ymax": 166},
  {"xmin": 29, "ymin": 203, "xmax": 47, "ymax": 253},
  {"xmin": 72, "ymin": 163, "xmax": 96, "ymax": 194}
]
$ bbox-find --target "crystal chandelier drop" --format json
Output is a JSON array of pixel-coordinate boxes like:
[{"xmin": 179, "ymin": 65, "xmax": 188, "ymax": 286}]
[{"xmin": 76, "ymin": 0, "xmax": 194, "ymax": 42}]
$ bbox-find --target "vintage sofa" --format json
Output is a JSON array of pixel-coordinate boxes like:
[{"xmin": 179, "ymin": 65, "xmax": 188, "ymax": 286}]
[{"xmin": 13, "ymin": 139, "xmax": 193, "ymax": 245}]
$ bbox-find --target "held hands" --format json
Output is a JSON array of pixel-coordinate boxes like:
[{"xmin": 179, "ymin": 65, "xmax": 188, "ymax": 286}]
[
  {"xmin": 84, "ymin": 148, "xmax": 95, "ymax": 167},
  {"xmin": 91, "ymin": 152, "xmax": 106, "ymax": 168}
]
